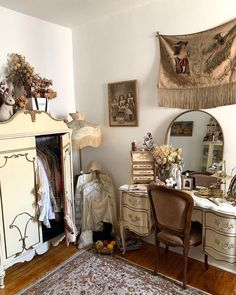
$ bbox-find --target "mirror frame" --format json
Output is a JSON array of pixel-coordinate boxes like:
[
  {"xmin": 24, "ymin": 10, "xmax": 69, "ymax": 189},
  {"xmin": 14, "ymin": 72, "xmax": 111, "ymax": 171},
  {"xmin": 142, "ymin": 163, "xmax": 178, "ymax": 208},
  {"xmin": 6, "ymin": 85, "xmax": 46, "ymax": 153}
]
[
  {"xmin": 164, "ymin": 110, "xmax": 224, "ymax": 145},
  {"xmin": 164, "ymin": 110, "xmax": 224, "ymax": 174}
]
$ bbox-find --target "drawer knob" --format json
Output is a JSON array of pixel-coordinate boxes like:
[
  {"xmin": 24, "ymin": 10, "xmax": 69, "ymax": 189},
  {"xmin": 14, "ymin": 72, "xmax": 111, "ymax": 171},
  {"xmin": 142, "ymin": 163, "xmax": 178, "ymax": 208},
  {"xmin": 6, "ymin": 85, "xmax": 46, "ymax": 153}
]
[
  {"xmin": 128, "ymin": 214, "xmax": 141, "ymax": 222},
  {"xmin": 214, "ymin": 219, "xmax": 234, "ymax": 231},
  {"xmin": 214, "ymin": 238, "xmax": 234, "ymax": 250}
]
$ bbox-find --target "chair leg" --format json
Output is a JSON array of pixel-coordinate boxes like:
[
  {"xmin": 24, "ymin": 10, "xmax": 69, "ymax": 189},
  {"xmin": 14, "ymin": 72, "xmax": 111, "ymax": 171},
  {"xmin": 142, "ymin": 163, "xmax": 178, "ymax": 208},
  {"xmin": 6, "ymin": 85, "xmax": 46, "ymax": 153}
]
[
  {"xmin": 165, "ymin": 245, "xmax": 169, "ymax": 253},
  {"xmin": 183, "ymin": 246, "xmax": 189, "ymax": 289},
  {"xmin": 154, "ymin": 240, "xmax": 160, "ymax": 275},
  {"xmin": 204, "ymin": 254, "xmax": 209, "ymax": 270}
]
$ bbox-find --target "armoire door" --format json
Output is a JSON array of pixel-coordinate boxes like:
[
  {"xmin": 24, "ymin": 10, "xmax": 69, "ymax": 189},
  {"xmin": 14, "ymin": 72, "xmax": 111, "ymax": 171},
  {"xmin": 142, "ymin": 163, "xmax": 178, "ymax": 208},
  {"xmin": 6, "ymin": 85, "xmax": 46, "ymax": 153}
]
[
  {"xmin": 60, "ymin": 133, "xmax": 76, "ymax": 244},
  {"xmin": 0, "ymin": 137, "xmax": 41, "ymax": 260}
]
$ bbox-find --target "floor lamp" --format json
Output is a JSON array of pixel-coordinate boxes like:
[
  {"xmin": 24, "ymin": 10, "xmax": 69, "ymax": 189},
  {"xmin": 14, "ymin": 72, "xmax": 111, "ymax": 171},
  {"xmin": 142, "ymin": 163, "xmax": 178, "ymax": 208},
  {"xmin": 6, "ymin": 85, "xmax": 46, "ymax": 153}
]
[{"xmin": 67, "ymin": 111, "xmax": 102, "ymax": 173}]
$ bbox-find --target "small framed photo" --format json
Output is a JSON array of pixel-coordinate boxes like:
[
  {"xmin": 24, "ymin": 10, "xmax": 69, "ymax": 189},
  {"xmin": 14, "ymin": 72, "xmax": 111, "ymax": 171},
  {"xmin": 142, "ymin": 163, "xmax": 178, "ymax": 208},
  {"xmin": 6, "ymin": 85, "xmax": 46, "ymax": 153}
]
[
  {"xmin": 108, "ymin": 80, "xmax": 138, "ymax": 127},
  {"xmin": 182, "ymin": 177, "xmax": 193, "ymax": 190}
]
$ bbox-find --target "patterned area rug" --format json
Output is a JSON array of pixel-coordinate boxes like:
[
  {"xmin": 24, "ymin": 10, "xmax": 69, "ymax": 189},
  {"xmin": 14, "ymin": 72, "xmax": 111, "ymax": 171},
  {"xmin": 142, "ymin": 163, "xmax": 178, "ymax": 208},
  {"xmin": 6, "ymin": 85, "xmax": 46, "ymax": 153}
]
[{"xmin": 17, "ymin": 250, "xmax": 209, "ymax": 295}]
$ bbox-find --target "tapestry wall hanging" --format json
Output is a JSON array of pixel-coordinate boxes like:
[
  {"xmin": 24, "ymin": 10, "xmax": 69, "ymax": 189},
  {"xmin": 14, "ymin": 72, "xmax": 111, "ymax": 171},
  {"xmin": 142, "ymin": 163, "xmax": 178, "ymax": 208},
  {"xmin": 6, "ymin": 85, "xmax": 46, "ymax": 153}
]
[{"xmin": 158, "ymin": 19, "xmax": 236, "ymax": 109}]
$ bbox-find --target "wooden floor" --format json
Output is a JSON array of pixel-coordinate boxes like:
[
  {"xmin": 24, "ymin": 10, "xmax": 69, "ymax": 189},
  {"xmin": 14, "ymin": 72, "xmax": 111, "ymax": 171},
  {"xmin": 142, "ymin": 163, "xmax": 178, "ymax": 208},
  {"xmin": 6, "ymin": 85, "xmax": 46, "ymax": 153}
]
[{"xmin": 0, "ymin": 242, "xmax": 235, "ymax": 295}]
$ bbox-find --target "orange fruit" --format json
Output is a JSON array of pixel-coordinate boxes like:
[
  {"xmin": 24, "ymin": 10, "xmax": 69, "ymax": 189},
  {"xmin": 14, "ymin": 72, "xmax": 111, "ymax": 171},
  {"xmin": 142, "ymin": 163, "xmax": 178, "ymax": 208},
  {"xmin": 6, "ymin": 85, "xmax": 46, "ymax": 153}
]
[{"xmin": 107, "ymin": 243, "xmax": 114, "ymax": 250}]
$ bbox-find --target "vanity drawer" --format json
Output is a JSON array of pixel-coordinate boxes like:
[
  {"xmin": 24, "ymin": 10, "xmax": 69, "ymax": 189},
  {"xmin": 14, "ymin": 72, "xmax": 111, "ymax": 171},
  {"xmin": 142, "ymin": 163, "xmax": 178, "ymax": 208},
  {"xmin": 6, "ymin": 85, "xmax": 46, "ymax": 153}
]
[
  {"xmin": 205, "ymin": 212, "xmax": 236, "ymax": 234},
  {"xmin": 123, "ymin": 207, "xmax": 148, "ymax": 228},
  {"xmin": 205, "ymin": 228, "xmax": 236, "ymax": 257},
  {"xmin": 133, "ymin": 163, "xmax": 153, "ymax": 169},
  {"xmin": 131, "ymin": 151, "xmax": 153, "ymax": 162},
  {"xmin": 123, "ymin": 192, "xmax": 149, "ymax": 210},
  {"xmin": 133, "ymin": 170, "xmax": 154, "ymax": 175},
  {"xmin": 132, "ymin": 176, "xmax": 154, "ymax": 181}
]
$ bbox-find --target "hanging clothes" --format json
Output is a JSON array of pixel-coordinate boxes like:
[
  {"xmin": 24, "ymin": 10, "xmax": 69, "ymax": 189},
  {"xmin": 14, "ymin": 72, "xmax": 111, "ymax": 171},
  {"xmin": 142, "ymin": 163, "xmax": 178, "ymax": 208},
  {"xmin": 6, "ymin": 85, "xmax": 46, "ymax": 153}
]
[
  {"xmin": 36, "ymin": 157, "xmax": 55, "ymax": 228},
  {"xmin": 75, "ymin": 170, "xmax": 117, "ymax": 233},
  {"xmin": 74, "ymin": 172, "xmax": 96, "ymax": 232}
]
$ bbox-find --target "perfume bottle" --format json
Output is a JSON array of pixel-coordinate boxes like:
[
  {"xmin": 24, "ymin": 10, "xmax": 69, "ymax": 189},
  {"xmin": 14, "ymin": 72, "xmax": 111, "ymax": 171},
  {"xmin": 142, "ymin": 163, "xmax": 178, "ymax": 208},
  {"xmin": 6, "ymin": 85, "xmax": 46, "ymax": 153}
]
[{"xmin": 131, "ymin": 140, "xmax": 137, "ymax": 151}]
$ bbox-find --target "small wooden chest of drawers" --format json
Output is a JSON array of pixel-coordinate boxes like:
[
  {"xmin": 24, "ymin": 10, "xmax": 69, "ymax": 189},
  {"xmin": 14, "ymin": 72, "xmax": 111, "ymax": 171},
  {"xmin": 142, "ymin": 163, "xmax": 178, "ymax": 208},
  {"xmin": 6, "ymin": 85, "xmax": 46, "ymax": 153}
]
[
  {"xmin": 119, "ymin": 187, "xmax": 153, "ymax": 253},
  {"xmin": 131, "ymin": 151, "xmax": 155, "ymax": 184}
]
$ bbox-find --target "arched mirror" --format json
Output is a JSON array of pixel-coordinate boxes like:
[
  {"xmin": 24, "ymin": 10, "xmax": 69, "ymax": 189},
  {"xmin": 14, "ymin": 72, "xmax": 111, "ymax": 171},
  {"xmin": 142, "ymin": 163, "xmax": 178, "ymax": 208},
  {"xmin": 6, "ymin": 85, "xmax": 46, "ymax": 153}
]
[{"xmin": 165, "ymin": 110, "xmax": 224, "ymax": 178}]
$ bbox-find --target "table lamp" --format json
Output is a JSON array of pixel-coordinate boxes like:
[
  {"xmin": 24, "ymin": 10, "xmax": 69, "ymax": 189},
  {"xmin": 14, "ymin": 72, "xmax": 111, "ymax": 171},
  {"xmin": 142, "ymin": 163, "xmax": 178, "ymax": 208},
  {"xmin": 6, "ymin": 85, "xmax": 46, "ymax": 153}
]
[{"xmin": 67, "ymin": 111, "xmax": 101, "ymax": 172}]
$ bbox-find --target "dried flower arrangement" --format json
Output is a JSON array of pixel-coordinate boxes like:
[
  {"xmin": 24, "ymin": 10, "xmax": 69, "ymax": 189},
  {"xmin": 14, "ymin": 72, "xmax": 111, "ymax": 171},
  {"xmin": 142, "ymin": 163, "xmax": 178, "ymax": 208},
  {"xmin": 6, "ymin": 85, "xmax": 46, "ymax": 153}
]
[
  {"xmin": 151, "ymin": 144, "xmax": 183, "ymax": 167},
  {"xmin": 31, "ymin": 74, "xmax": 57, "ymax": 100},
  {"xmin": 151, "ymin": 144, "xmax": 184, "ymax": 181},
  {"xmin": 0, "ymin": 81, "xmax": 9, "ymax": 101},
  {"xmin": 15, "ymin": 96, "xmax": 29, "ymax": 110},
  {"xmin": 5, "ymin": 53, "xmax": 57, "ymax": 111},
  {"xmin": 6, "ymin": 53, "xmax": 34, "ymax": 96}
]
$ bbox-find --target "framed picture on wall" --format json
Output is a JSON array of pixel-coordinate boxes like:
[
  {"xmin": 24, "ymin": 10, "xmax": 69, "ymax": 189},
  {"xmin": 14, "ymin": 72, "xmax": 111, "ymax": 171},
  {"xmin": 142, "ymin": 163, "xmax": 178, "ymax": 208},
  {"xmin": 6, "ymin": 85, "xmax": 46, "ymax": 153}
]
[{"xmin": 108, "ymin": 80, "xmax": 138, "ymax": 127}]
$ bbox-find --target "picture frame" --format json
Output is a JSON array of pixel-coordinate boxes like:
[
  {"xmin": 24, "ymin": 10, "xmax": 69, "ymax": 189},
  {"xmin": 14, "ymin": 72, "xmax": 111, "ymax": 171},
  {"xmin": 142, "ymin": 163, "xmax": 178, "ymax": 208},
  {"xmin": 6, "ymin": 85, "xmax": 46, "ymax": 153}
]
[
  {"xmin": 182, "ymin": 177, "xmax": 193, "ymax": 190},
  {"xmin": 108, "ymin": 80, "xmax": 138, "ymax": 127},
  {"xmin": 170, "ymin": 121, "xmax": 193, "ymax": 136}
]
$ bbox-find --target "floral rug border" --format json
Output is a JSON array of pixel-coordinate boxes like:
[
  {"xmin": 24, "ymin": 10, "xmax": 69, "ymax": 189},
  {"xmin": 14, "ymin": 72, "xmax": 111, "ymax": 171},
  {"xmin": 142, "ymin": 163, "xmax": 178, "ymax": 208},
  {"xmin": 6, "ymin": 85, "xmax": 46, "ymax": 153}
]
[
  {"xmin": 16, "ymin": 249, "xmax": 87, "ymax": 295},
  {"xmin": 115, "ymin": 254, "xmax": 211, "ymax": 295},
  {"xmin": 16, "ymin": 249, "xmax": 211, "ymax": 295}
]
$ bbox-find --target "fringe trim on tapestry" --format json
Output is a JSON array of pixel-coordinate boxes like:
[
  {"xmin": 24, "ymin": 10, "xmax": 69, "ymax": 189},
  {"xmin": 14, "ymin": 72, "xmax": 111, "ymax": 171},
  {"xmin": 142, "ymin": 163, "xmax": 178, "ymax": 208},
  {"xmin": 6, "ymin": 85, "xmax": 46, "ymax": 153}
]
[
  {"xmin": 157, "ymin": 19, "xmax": 236, "ymax": 109},
  {"xmin": 158, "ymin": 82, "xmax": 236, "ymax": 109}
]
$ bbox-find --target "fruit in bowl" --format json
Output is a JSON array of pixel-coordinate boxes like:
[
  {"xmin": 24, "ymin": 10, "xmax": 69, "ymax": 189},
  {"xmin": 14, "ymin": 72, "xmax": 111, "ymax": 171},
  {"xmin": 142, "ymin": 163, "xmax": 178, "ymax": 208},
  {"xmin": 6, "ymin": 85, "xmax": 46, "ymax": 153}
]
[{"xmin": 95, "ymin": 239, "xmax": 116, "ymax": 254}]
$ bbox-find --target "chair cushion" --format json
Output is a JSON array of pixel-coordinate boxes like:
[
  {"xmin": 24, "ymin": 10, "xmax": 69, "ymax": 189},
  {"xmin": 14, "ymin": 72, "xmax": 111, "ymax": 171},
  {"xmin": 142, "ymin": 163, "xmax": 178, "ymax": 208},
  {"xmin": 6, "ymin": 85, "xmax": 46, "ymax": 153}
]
[
  {"xmin": 157, "ymin": 222, "xmax": 202, "ymax": 247},
  {"xmin": 157, "ymin": 230, "xmax": 183, "ymax": 246}
]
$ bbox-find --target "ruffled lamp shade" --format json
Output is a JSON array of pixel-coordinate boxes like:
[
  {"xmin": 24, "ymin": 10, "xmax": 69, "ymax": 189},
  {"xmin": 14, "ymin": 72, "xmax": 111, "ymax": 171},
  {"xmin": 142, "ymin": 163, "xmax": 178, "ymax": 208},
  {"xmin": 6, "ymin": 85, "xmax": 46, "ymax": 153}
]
[{"xmin": 67, "ymin": 111, "xmax": 101, "ymax": 172}]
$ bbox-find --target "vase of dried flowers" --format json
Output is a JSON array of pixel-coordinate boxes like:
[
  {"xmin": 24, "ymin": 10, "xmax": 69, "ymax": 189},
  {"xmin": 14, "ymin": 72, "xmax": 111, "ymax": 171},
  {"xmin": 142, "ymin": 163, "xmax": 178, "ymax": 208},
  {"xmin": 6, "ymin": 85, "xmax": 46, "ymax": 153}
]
[
  {"xmin": 156, "ymin": 166, "xmax": 172, "ymax": 182},
  {"xmin": 151, "ymin": 144, "xmax": 184, "ymax": 182},
  {"xmin": 6, "ymin": 53, "xmax": 57, "ymax": 112},
  {"xmin": 31, "ymin": 74, "xmax": 56, "ymax": 112}
]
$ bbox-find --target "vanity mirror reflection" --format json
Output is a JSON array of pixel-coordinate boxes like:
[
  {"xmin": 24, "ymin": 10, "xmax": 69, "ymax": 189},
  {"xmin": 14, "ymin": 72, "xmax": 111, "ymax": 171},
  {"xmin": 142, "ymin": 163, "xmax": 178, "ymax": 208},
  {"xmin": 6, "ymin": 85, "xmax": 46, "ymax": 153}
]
[{"xmin": 165, "ymin": 110, "xmax": 224, "ymax": 189}]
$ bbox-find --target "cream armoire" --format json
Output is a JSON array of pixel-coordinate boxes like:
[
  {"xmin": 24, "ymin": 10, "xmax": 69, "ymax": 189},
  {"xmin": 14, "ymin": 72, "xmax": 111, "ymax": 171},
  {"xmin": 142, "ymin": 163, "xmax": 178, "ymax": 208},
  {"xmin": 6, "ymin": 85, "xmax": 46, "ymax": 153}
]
[{"xmin": 0, "ymin": 111, "xmax": 75, "ymax": 288}]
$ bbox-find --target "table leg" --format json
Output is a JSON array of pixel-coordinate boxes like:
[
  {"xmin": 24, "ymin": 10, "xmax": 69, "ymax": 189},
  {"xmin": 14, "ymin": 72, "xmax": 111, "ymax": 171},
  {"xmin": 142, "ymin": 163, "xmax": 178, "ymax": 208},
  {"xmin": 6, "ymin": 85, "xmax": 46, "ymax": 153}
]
[
  {"xmin": 0, "ymin": 268, "xmax": 5, "ymax": 289},
  {"xmin": 120, "ymin": 220, "xmax": 126, "ymax": 254}
]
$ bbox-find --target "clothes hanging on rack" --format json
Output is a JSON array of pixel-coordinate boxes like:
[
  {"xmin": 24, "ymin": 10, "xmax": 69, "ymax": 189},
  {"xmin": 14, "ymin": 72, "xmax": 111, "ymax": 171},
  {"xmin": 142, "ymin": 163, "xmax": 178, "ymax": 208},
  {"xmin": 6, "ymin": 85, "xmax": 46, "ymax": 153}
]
[
  {"xmin": 74, "ymin": 172, "xmax": 96, "ymax": 232},
  {"xmin": 37, "ymin": 157, "xmax": 55, "ymax": 228},
  {"xmin": 74, "ymin": 170, "xmax": 117, "ymax": 233},
  {"xmin": 37, "ymin": 147, "xmax": 62, "ymax": 213},
  {"xmin": 36, "ymin": 142, "xmax": 63, "ymax": 228}
]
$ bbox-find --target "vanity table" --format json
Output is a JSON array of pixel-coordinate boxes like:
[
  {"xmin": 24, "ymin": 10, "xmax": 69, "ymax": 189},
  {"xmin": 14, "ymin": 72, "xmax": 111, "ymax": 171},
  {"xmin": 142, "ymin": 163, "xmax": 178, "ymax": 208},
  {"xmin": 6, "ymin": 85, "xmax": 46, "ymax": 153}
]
[{"xmin": 119, "ymin": 184, "xmax": 236, "ymax": 263}]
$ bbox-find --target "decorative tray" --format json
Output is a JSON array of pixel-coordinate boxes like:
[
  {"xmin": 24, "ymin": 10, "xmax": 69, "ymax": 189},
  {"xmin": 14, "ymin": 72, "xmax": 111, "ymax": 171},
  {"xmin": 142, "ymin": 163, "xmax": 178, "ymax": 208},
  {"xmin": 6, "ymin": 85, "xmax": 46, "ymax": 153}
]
[{"xmin": 194, "ymin": 188, "xmax": 211, "ymax": 198}]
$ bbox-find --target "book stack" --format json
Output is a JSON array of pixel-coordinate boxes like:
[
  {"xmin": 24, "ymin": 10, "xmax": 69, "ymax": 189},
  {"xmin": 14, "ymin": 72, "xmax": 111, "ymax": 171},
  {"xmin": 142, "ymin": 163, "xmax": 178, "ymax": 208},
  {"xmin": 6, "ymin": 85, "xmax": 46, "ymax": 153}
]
[{"xmin": 128, "ymin": 184, "xmax": 148, "ymax": 194}]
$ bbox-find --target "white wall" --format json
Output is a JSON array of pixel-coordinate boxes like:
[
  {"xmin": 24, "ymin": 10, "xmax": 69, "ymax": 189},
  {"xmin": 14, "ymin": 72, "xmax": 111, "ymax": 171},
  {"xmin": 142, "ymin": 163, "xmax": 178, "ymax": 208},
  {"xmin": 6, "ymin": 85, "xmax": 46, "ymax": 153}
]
[
  {"xmin": 0, "ymin": 6, "xmax": 75, "ymax": 119},
  {"xmin": 72, "ymin": 0, "xmax": 236, "ymax": 188}
]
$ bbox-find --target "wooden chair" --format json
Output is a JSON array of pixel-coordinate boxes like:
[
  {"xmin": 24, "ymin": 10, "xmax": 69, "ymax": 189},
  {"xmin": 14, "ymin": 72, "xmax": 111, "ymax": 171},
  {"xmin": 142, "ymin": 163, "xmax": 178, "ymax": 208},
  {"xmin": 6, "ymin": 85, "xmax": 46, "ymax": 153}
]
[{"xmin": 148, "ymin": 184, "xmax": 207, "ymax": 289}]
